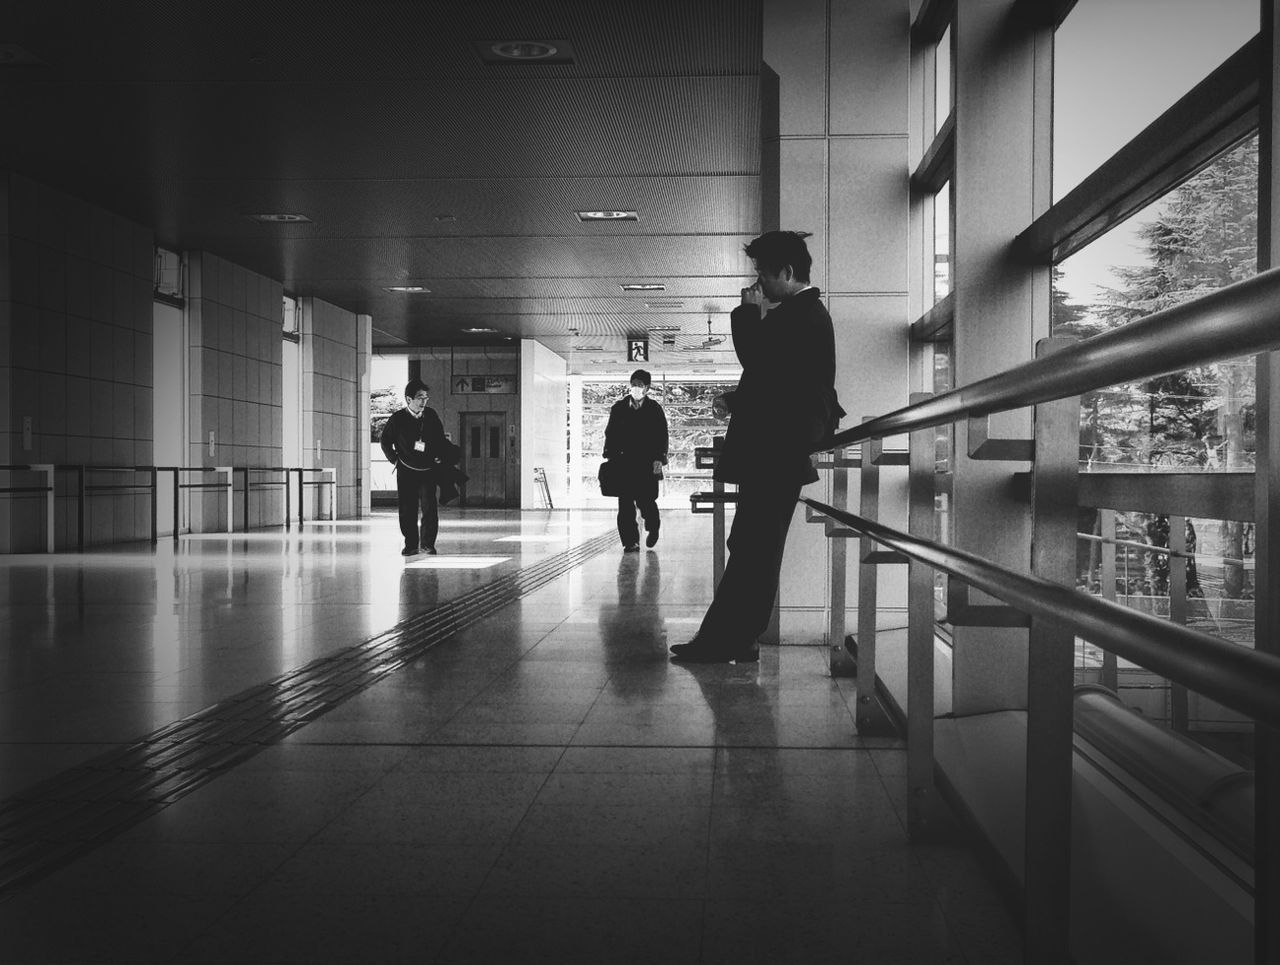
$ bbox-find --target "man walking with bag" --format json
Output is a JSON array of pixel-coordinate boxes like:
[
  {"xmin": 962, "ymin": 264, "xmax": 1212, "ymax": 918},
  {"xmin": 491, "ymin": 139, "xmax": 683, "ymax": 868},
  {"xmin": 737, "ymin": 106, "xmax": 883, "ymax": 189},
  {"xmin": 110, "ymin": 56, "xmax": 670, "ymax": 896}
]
[{"xmin": 602, "ymin": 369, "xmax": 668, "ymax": 552}]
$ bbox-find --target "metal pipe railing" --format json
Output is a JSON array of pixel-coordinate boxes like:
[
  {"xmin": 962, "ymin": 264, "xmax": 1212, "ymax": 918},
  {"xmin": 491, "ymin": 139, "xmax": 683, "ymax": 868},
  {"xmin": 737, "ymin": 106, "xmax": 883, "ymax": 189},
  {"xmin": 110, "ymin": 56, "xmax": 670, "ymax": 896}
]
[
  {"xmin": 828, "ymin": 264, "xmax": 1280, "ymax": 448},
  {"xmin": 800, "ymin": 496, "xmax": 1280, "ymax": 730}
]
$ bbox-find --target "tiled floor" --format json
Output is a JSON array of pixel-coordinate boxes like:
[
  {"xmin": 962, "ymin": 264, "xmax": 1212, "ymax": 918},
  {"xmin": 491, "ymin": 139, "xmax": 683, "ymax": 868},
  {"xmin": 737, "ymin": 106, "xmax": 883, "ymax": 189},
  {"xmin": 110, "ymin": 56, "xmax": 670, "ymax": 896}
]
[{"xmin": 0, "ymin": 508, "xmax": 1022, "ymax": 963}]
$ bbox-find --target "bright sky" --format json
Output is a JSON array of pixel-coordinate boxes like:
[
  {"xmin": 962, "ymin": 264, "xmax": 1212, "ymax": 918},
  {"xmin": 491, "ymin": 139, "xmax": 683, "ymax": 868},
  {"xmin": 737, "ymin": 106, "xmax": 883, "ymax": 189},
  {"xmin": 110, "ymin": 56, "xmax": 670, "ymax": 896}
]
[{"xmin": 1053, "ymin": 0, "xmax": 1257, "ymax": 304}]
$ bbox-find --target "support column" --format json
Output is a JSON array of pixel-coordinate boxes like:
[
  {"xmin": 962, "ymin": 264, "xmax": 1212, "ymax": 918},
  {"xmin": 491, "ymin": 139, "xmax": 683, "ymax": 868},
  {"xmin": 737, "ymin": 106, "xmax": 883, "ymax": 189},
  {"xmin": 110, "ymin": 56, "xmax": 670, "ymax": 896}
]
[
  {"xmin": 763, "ymin": 0, "xmax": 912, "ymax": 645},
  {"xmin": 949, "ymin": 0, "xmax": 1053, "ymax": 714}
]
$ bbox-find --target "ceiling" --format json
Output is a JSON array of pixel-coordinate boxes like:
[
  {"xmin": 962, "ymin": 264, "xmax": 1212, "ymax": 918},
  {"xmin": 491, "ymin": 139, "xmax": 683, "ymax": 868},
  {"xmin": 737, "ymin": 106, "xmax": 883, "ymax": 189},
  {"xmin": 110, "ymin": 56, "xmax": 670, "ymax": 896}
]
[{"xmin": 2, "ymin": 1, "xmax": 764, "ymax": 375}]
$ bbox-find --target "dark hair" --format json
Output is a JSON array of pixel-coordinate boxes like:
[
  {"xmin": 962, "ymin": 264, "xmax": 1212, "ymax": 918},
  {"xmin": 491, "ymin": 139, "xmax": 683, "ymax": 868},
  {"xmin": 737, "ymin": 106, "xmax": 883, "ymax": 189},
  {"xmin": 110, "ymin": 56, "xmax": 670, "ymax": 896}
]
[
  {"xmin": 744, "ymin": 230, "xmax": 813, "ymax": 283},
  {"xmin": 629, "ymin": 369, "xmax": 651, "ymax": 387},
  {"xmin": 404, "ymin": 378, "xmax": 429, "ymax": 399}
]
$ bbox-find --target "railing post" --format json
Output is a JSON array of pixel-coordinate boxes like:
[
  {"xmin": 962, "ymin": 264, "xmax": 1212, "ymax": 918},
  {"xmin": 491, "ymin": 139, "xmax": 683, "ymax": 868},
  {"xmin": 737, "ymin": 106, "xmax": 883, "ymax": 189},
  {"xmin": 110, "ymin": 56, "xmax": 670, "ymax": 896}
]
[
  {"xmin": 149, "ymin": 467, "xmax": 158, "ymax": 545},
  {"xmin": 242, "ymin": 467, "xmax": 251, "ymax": 533},
  {"xmin": 907, "ymin": 393, "xmax": 944, "ymax": 839},
  {"xmin": 1169, "ymin": 515, "xmax": 1190, "ymax": 732},
  {"xmin": 854, "ymin": 425, "xmax": 895, "ymax": 734},
  {"xmin": 325, "ymin": 468, "xmax": 337, "ymax": 520},
  {"xmin": 1024, "ymin": 337, "xmax": 1080, "ymax": 964},
  {"xmin": 32, "ymin": 464, "xmax": 57, "ymax": 553},
  {"xmin": 828, "ymin": 446, "xmax": 854, "ymax": 676},
  {"xmin": 1099, "ymin": 509, "xmax": 1118, "ymax": 691},
  {"xmin": 171, "ymin": 468, "xmax": 181, "ymax": 540},
  {"xmin": 216, "ymin": 466, "xmax": 233, "ymax": 534}
]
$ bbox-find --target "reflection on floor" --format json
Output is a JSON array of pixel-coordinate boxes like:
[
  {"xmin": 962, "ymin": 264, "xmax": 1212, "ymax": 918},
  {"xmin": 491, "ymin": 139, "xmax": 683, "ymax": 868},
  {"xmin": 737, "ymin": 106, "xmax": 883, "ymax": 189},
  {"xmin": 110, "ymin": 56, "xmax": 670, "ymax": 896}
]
[{"xmin": 0, "ymin": 509, "xmax": 1022, "ymax": 963}]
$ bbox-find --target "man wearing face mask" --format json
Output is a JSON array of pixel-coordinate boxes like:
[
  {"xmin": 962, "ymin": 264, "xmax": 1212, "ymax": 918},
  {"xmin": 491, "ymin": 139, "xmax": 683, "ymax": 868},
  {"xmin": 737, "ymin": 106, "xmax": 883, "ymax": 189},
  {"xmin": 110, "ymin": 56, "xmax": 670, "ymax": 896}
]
[
  {"xmin": 380, "ymin": 378, "xmax": 448, "ymax": 556},
  {"xmin": 671, "ymin": 230, "xmax": 843, "ymax": 663},
  {"xmin": 603, "ymin": 369, "xmax": 669, "ymax": 552}
]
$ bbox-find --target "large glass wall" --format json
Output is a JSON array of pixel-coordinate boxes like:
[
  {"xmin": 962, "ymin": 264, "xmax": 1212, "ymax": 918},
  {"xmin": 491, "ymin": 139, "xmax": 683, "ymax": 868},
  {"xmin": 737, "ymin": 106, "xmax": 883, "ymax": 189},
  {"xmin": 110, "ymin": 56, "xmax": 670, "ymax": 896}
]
[
  {"xmin": 1053, "ymin": 5, "xmax": 1260, "ymax": 756},
  {"xmin": 576, "ymin": 376, "xmax": 739, "ymax": 508}
]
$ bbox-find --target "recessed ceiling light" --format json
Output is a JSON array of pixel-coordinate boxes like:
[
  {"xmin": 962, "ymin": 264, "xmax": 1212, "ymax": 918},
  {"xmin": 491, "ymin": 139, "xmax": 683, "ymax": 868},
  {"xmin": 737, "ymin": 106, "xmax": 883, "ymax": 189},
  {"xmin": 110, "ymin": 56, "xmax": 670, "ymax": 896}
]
[
  {"xmin": 620, "ymin": 283, "xmax": 664, "ymax": 291},
  {"xmin": 463, "ymin": 327, "xmax": 498, "ymax": 334},
  {"xmin": 476, "ymin": 39, "xmax": 575, "ymax": 64},
  {"xmin": 493, "ymin": 41, "xmax": 557, "ymax": 59},
  {"xmin": 579, "ymin": 211, "xmax": 638, "ymax": 222},
  {"xmin": 384, "ymin": 286, "xmax": 430, "ymax": 293},
  {"xmin": 246, "ymin": 213, "xmax": 312, "ymax": 223}
]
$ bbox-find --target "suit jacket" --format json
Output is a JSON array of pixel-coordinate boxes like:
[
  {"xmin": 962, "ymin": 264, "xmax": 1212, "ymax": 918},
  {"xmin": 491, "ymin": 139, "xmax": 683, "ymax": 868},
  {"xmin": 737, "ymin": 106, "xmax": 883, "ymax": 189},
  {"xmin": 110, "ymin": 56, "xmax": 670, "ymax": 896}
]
[
  {"xmin": 603, "ymin": 396, "xmax": 669, "ymax": 498},
  {"xmin": 715, "ymin": 287, "xmax": 843, "ymax": 486}
]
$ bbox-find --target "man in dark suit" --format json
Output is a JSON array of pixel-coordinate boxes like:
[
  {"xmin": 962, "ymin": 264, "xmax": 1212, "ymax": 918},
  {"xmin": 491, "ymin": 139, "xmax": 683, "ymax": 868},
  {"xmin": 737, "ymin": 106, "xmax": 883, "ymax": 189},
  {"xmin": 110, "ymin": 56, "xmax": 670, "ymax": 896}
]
[
  {"xmin": 672, "ymin": 230, "xmax": 842, "ymax": 663},
  {"xmin": 603, "ymin": 369, "xmax": 669, "ymax": 551}
]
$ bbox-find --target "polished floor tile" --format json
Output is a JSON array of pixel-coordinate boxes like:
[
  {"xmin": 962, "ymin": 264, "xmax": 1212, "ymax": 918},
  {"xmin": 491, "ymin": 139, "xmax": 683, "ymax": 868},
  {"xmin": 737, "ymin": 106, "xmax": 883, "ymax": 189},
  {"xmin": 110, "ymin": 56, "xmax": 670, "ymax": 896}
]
[{"xmin": 0, "ymin": 508, "xmax": 1021, "ymax": 963}]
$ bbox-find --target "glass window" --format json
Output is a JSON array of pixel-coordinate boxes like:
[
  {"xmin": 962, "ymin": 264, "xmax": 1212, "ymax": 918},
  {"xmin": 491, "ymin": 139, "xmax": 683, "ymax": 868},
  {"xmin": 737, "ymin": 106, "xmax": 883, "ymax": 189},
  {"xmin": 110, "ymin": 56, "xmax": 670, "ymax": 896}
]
[
  {"xmin": 1053, "ymin": 135, "xmax": 1258, "ymax": 473},
  {"xmin": 1077, "ymin": 510, "xmax": 1255, "ymax": 763},
  {"xmin": 933, "ymin": 181, "xmax": 951, "ymax": 304},
  {"xmin": 577, "ymin": 377, "xmax": 738, "ymax": 507},
  {"xmin": 1053, "ymin": 0, "xmax": 1256, "ymax": 201},
  {"xmin": 934, "ymin": 24, "xmax": 951, "ymax": 135}
]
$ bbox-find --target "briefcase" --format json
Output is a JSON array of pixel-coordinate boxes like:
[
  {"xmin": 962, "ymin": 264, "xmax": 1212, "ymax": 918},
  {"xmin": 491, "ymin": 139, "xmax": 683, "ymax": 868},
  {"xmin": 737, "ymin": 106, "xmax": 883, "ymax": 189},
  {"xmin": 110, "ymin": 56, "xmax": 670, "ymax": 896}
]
[{"xmin": 597, "ymin": 460, "xmax": 626, "ymax": 497}]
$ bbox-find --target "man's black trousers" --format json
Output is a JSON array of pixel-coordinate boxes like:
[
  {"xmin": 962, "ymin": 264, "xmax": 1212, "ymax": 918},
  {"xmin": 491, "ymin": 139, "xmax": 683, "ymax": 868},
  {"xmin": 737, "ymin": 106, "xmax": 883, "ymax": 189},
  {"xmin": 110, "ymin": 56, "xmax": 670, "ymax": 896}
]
[
  {"xmin": 695, "ymin": 478, "xmax": 803, "ymax": 645},
  {"xmin": 616, "ymin": 493, "xmax": 659, "ymax": 546},
  {"xmin": 396, "ymin": 469, "xmax": 438, "ymax": 551}
]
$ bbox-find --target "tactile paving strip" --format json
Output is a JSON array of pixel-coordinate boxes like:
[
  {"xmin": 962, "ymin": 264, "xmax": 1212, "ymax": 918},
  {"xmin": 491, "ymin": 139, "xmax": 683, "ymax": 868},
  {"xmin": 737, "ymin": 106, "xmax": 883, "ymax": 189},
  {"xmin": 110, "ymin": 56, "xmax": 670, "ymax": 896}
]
[{"xmin": 0, "ymin": 530, "xmax": 618, "ymax": 899}]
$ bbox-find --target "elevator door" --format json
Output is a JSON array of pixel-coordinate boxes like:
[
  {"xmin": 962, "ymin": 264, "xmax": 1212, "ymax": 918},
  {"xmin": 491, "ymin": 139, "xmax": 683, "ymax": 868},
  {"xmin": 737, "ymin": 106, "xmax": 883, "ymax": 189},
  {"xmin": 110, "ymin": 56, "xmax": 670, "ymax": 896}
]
[{"xmin": 460, "ymin": 412, "xmax": 508, "ymax": 506}]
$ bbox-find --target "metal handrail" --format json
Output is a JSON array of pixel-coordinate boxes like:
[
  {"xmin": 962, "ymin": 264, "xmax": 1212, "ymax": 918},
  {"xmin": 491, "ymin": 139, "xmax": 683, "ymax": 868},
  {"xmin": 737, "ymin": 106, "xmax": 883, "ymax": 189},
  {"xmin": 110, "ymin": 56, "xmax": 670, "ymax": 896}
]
[
  {"xmin": 800, "ymin": 496, "xmax": 1280, "ymax": 730},
  {"xmin": 825, "ymin": 265, "xmax": 1280, "ymax": 449}
]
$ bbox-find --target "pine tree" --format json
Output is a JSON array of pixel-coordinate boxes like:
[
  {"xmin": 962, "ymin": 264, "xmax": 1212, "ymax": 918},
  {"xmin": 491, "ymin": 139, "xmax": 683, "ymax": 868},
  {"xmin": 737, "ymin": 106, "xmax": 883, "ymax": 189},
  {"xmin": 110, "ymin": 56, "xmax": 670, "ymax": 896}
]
[{"xmin": 1086, "ymin": 135, "xmax": 1258, "ymax": 600}]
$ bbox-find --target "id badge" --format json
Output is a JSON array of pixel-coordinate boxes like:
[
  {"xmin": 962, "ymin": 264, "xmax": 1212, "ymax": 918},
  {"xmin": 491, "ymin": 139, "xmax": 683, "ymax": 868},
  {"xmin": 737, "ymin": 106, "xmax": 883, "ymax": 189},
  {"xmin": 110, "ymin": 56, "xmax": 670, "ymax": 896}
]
[{"xmin": 414, "ymin": 441, "xmax": 425, "ymax": 452}]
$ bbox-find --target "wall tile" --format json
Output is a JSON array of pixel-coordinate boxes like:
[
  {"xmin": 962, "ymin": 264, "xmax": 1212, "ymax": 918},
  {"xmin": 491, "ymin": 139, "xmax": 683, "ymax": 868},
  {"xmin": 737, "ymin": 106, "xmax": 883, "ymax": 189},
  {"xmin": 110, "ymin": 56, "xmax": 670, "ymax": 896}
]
[
  {"xmin": 90, "ymin": 321, "xmax": 113, "ymax": 380},
  {"xmin": 11, "ymin": 238, "xmax": 38, "ymax": 306},
  {"xmin": 112, "ymin": 326, "xmax": 135, "ymax": 383},
  {"xmin": 12, "ymin": 303, "xmax": 39, "ymax": 368},
  {"xmin": 43, "ymin": 374, "xmax": 67, "ymax": 436},
  {"xmin": 38, "ymin": 248, "xmax": 67, "ymax": 312},
  {"xmin": 37, "ymin": 309, "xmax": 66, "ymax": 373},
  {"xmin": 91, "ymin": 262, "xmax": 114, "ymax": 321},
  {"xmin": 66, "ymin": 254, "xmax": 92, "ymax": 319},
  {"xmin": 90, "ymin": 380, "xmax": 112, "ymax": 437},
  {"xmin": 112, "ymin": 269, "xmax": 134, "ymax": 327}
]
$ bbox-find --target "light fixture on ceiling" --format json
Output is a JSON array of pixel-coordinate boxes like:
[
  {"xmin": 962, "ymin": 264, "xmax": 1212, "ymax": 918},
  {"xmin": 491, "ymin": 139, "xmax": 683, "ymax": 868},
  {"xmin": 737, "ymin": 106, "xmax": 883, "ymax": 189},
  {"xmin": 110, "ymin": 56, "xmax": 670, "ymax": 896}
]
[
  {"xmin": 246, "ymin": 212, "xmax": 312, "ymax": 223},
  {"xmin": 384, "ymin": 286, "xmax": 430, "ymax": 293},
  {"xmin": 620, "ymin": 283, "xmax": 663, "ymax": 291},
  {"xmin": 579, "ymin": 211, "xmax": 638, "ymax": 222},
  {"xmin": 463, "ymin": 327, "xmax": 498, "ymax": 334},
  {"xmin": 492, "ymin": 41, "xmax": 557, "ymax": 59},
  {"xmin": 475, "ymin": 39, "xmax": 575, "ymax": 65}
]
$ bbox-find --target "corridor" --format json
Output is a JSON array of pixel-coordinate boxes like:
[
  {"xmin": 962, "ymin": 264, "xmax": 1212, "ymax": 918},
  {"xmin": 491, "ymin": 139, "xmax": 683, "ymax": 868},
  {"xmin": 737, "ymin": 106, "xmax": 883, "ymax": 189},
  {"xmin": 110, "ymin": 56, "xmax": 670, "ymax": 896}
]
[{"xmin": 0, "ymin": 510, "xmax": 1020, "ymax": 963}]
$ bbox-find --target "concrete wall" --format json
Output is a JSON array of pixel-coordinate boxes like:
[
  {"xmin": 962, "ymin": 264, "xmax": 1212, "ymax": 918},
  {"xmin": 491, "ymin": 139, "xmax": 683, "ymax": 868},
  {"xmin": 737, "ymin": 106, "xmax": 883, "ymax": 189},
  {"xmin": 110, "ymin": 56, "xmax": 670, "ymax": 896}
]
[
  {"xmin": 519, "ymin": 339, "xmax": 569, "ymax": 508},
  {"xmin": 301, "ymin": 296, "xmax": 364, "ymax": 520},
  {"xmin": 1, "ymin": 174, "xmax": 154, "ymax": 551},
  {"xmin": 186, "ymin": 252, "xmax": 284, "ymax": 532}
]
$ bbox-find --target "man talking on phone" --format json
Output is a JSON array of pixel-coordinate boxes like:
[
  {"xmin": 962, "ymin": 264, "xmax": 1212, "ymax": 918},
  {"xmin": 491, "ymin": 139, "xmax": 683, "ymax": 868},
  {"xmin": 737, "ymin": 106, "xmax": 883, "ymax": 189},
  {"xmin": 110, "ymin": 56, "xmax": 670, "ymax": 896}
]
[{"xmin": 671, "ymin": 230, "xmax": 843, "ymax": 663}]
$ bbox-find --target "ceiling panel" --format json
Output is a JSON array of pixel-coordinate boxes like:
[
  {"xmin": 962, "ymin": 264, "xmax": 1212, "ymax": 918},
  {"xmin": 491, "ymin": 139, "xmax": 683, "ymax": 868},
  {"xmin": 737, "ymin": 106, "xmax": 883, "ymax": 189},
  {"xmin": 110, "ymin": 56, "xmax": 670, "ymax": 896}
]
[{"xmin": 1, "ymin": 0, "xmax": 764, "ymax": 374}]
